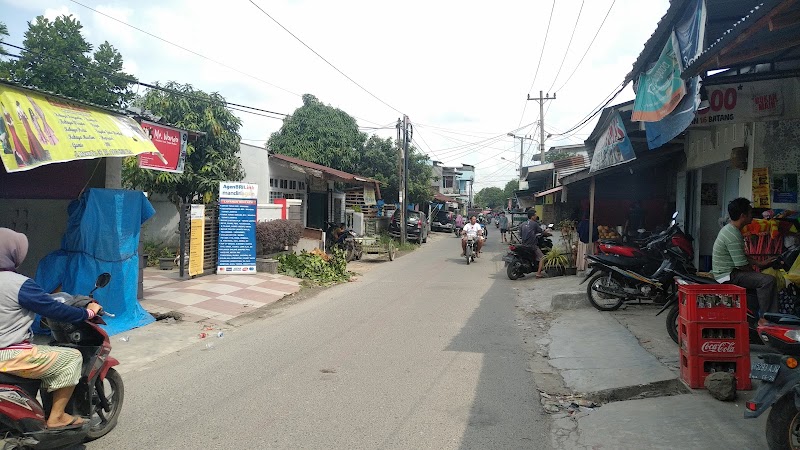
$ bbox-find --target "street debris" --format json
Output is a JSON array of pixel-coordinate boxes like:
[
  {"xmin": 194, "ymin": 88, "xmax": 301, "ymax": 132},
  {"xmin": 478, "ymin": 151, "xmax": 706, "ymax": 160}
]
[
  {"xmin": 118, "ymin": 336, "xmax": 130, "ymax": 342},
  {"xmin": 151, "ymin": 311, "xmax": 183, "ymax": 322},
  {"xmin": 705, "ymin": 372, "xmax": 737, "ymax": 401},
  {"xmin": 538, "ymin": 390, "xmax": 600, "ymax": 416}
]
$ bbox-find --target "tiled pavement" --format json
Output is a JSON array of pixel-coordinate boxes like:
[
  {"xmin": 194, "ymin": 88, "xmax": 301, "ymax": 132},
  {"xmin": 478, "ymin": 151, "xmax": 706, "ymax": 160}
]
[{"xmin": 140, "ymin": 268, "xmax": 302, "ymax": 325}]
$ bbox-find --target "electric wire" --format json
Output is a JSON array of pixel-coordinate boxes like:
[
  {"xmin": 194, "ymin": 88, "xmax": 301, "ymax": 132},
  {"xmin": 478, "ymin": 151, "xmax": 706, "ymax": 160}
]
[
  {"xmin": 247, "ymin": 0, "xmax": 403, "ymax": 115},
  {"xmin": 516, "ymin": 0, "xmax": 556, "ymax": 128},
  {"xmin": 554, "ymin": 0, "xmax": 617, "ymax": 93},
  {"xmin": 547, "ymin": 0, "xmax": 585, "ymax": 93},
  {"xmin": 550, "ymin": 81, "xmax": 627, "ymax": 137}
]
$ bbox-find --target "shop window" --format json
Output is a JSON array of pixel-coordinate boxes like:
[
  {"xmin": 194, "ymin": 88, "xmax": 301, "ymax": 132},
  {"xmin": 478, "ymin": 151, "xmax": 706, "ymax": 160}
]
[
  {"xmin": 280, "ymin": 179, "xmax": 288, "ymax": 189},
  {"xmin": 269, "ymin": 191, "xmax": 285, "ymax": 202},
  {"xmin": 443, "ymin": 177, "xmax": 453, "ymax": 188},
  {"xmin": 299, "ymin": 181, "xmax": 306, "ymax": 190},
  {"xmin": 290, "ymin": 180, "xmax": 297, "ymax": 190},
  {"xmin": 269, "ymin": 178, "xmax": 276, "ymax": 187}
]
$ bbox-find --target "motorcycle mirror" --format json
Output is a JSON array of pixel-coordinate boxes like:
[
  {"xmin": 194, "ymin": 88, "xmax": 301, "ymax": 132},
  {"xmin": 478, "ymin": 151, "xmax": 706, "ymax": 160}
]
[
  {"xmin": 670, "ymin": 220, "xmax": 676, "ymax": 226},
  {"xmin": 95, "ymin": 273, "xmax": 111, "ymax": 289},
  {"xmin": 672, "ymin": 211, "xmax": 679, "ymax": 219}
]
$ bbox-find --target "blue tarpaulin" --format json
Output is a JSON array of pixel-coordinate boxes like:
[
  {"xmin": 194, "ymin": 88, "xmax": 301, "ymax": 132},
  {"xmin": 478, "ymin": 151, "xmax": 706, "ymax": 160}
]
[{"xmin": 34, "ymin": 188, "xmax": 156, "ymax": 336}]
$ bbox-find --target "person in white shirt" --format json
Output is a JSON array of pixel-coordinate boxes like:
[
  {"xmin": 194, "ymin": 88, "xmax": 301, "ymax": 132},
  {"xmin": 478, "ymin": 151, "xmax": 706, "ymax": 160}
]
[{"xmin": 461, "ymin": 216, "xmax": 484, "ymax": 257}]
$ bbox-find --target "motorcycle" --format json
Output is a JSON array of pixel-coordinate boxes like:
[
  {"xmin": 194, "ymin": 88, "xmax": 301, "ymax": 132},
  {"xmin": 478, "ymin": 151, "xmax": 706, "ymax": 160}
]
[
  {"xmin": 325, "ymin": 221, "xmax": 363, "ymax": 262},
  {"xmin": 581, "ymin": 212, "xmax": 695, "ymax": 311},
  {"xmin": 465, "ymin": 237, "xmax": 477, "ymax": 265},
  {"xmin": 0, "ymin": 273, "xmax": 123, "ymax": 449},
  {"xmin": 744, "ymin": 312, "xmax": 800, "ymax": 449},
  {"xmin": 503, "ymin": 228, "xmax": 554, "ymax": 280}
]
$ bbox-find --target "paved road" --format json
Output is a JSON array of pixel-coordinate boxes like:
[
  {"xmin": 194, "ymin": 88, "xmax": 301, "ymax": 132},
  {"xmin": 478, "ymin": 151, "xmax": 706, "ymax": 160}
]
[{"xmin": 89, "ymin": 232, "xmax": 547, "ymax": 449}]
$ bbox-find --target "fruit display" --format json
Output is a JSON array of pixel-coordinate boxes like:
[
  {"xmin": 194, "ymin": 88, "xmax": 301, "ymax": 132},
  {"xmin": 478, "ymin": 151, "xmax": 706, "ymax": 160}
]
[{"xmin": 597, "ymin": 225, "xmax": 621, "ymax": 240}]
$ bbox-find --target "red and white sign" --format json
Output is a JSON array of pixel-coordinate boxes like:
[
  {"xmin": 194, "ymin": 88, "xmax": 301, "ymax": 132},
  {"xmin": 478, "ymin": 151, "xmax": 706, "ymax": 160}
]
[
  {"xmin": 701, "ymin": 341, "xmax": 736, "ymax": 353},
  {"xmin": 692, "ymin": 78, "xmax": 788, "ymax": 126},
  {"xmin": 137, "ymin": 121, "xmax": 188, "ymax": 173}
]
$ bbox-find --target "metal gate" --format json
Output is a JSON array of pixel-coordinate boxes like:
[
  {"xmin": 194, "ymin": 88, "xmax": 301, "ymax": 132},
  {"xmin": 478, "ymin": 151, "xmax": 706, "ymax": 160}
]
[{"xmin": 179, "ymin": 202, "xmax": 219, "ymax": 278}]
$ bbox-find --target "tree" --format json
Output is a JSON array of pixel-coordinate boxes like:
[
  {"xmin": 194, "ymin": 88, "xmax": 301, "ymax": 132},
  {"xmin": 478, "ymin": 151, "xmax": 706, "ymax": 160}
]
[
  {"xmin": 267, "ymin": 94, "xmax": 365, "ymax": 171},
  {"xmin": 350, "ymin": 135, "xmax": 432, "ymax": 205},
  {"xmin": 474, "ymin": 187, "xmax": 506, "ymax": 209},
  {"xmin": 0, "ymin": 22, "xmax": 8, "ymax": 56},
  {"xmin": 545, "ymin": 150, "xmax": 574, "ymax": 163},
  {"xmin": 122, "ymin": 82, "xmax": 244, "ymax": 205},
  {"xmin": 0, "ymin": 15, "xmax": 136, "ymax": 108},
  {"xmin": 503, "ymin": 179, "xmax": 518, "ymax": 197}
]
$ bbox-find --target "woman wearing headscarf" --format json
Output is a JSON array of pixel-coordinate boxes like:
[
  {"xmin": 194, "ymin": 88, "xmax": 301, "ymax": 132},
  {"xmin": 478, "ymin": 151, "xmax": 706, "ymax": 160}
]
[{"xmin": 0, "ymin": 228, "xmax": 101, "ymax": 429}]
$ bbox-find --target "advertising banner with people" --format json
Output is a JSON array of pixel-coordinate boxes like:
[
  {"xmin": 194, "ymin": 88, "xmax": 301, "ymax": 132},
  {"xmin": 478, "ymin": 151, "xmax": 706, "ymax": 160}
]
[
  {"xmin": 217, "ymin": 182, "xmax": 258, "ymax": 274},
  {"xmin": 138, "ymin": 121, "xmax": 188, "ymax": 173},
  {"xmin": 590, "ymin": 112, "xmax": 636, "ymax": 172},
  {"xmin": 0, "ymin": 83, "xmax": 162, "ymax": 173},
  {"xmin": 632, "ymin": 31, "xmax": 686, "ymax": 122}
]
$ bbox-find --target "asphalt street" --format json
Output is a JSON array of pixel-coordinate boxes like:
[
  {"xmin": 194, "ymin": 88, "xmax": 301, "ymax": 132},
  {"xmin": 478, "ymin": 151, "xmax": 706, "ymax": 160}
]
[{"xmin": 87, "ymin": 231, "xmax": 547, "ymax": 449}]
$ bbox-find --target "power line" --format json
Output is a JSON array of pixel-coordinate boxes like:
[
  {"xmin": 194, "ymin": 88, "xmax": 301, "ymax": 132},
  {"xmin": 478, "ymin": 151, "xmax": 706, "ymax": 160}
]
[
  {"xmin": 555, "ymin": 0, "xmax": 616, "ymax": 93},
  {"xmin": 547, "ymin": 0, "xmax": 585, "ymax": 93},
  {"xmin": 247, "ymin": 0, "xmax": 403, "ymax": 115},
  {"xmin": 517, "ymin": 0, "xmax": 556, "ymax": 128},
  {"xmin": 67, "ymin": 0, "xmax": 301, "ymax": 98},
  {"xmin": 550, "ymin": 81, "xmax": 627, "ymax": 137}
]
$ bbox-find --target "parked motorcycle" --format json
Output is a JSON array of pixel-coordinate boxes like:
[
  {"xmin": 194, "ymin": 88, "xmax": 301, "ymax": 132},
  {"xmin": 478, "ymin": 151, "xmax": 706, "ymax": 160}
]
[
  {"xmin": 503, "ymin": 229, "xmax": 554, "ymax": 280},
  {"xmin": 582, "ymin": 212, "xmax": 695, "ymax": 311},
  {"xmin": 0, "ymin": 273, "xmax": 123, "ymax": 449},
  {"xmin": 324, "ymin": 221, "xmax": 363, "ymax": 261},
  {"xmin": 744, "ymin": 312, "xmax": 800, "ymax": 449}
]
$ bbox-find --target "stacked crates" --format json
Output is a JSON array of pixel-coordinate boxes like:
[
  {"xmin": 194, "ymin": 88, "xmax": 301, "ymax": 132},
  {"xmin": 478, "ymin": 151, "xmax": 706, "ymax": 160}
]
[{"xmin": 678, "ymin": 284, "xmax": 751, "ymax": 390}]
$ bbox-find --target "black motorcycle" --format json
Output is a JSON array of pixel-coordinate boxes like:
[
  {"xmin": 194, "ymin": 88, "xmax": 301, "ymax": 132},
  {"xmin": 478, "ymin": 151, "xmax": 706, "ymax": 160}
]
[
  {"xmin": 503, "ymin": 232, "xmax": 553, "ymax": 280},
  {"xmin": 325, "ymin": 221, "xmax": 363, "ymax": 262}
]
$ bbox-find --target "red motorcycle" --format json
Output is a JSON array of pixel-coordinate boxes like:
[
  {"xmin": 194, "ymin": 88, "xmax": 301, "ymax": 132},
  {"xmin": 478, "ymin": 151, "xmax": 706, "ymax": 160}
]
[{"xmin": 0, "ymin": 273, "xmax": 123, "ymax": 449}]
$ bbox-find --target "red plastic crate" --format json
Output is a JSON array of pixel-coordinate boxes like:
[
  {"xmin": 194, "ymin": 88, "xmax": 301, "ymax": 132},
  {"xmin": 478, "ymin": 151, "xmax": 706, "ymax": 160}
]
[
  {"xmin": 678, "ymin": 318, "xmax": 749, "ymax": 357},
  {"xmin": 679, "ymin": 350, "xmax": 751, "ymax": 390},
  {"xmin": 678, "ymin": 284, "xmax": 746, "ymax": 323}
]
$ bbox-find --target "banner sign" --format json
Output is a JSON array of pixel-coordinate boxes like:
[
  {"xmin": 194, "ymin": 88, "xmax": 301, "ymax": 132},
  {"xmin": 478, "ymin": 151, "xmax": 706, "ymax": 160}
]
[
  {"xmin": 645, "ymin": 0, "xmax": 706, "ymax": 149},
  {"xmin": 217, "ymin": 182, "xmax": 258, "ymax": 274},
  {"xmin": 590, "ymin": 112, "xmax": 636, "ymax": 172},
  {"xmin": 189, "ymin": 204, "xmax": 205, "ymax": 277},
  {"xmin": 772, "ymin": 173, "xmax": 798, "ymax": 204},
  {"xmin": 0, "ymin": 84, "xmax": 161, "ymax": 173},
  {"xmin": 138, "ymin": 121, "xmax": 188, "ymax": 173},
  {"xmin": 363, "ymin": 186, "xmax": 377, "ymax": 206},
  {"xmin": 691, "ymin": 79, "xmax": 788, "ymax": 126},
  {"xmin": 753, "ymin": 168, "xmax": 771, "ymax": 209},
  {"xmin": 632, "ymin": 31, "xmax": 686, "ymax": 122}
]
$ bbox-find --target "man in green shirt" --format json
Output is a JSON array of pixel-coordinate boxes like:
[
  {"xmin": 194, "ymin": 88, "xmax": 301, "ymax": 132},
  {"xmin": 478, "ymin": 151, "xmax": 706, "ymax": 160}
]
[{"xmin": 712, "ymin": 198, "xmax": 778, "ymax": 326}]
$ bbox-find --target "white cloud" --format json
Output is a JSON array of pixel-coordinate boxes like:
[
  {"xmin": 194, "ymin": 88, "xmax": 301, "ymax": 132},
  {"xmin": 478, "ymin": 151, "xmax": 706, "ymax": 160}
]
[{"xmin": 42, "ymin": 5, "xmax": 79, "ymax": 22}]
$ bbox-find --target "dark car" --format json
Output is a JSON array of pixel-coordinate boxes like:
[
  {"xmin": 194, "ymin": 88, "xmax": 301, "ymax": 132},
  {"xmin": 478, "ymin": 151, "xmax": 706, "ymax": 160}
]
[
  {"xmin": 431, "ymin": 210, "xmax": 453, "ymax": 232},
  {"xmin": 388, "ymin": 210, "xmax": 428, "ymax": 244}
]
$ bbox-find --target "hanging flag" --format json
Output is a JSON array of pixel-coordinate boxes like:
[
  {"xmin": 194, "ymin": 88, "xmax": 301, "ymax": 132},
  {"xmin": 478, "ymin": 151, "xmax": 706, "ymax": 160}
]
[{"xmin": 632, "ymin": 31, "xmax": 686, "ymax": 122}]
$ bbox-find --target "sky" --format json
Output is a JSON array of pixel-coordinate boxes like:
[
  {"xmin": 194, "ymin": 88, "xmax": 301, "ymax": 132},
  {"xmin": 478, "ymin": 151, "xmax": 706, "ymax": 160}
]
[{"xmin": 0, "ymin": 0, "xmax": 670, "ymax": 191}]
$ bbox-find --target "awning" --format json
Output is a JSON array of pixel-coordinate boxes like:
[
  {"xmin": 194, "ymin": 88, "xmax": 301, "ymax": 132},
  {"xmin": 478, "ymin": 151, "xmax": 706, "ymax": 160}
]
[
  {"xmin": 1, "ymin": 82, "xmax": 162, "ymax": 173},
  {"xmin": 269, "ymin": 153, "xmax": 382, "ymax": 198},
  {"xmin": 535, "ymin": 186, "xmax": 564, "ymax": 198},
  {"xmin": 561, "ymin": 145, "xmax": 684, "ymax": 186},
  {"xmin": 432, "ymin": 192, "xmax": 461, "ymax": 203}
]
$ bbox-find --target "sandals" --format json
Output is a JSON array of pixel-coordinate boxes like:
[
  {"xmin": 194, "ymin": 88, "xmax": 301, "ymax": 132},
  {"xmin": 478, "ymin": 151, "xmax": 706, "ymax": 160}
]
[{"xmin": 48, "ymin": 416, "xmax": 85, "ymax": 430}]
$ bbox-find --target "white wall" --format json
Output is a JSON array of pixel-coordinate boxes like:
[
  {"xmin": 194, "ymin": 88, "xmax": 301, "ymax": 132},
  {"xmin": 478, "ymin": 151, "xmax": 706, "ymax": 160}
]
[
  {"xmin": 698, "ymin": 163, "xmax": 725, "ymax": 257},
  {"xmin": 240, "ymin": 143, "xmax": 271, "ymax": 205},
  {"xmin": 141, "ymin": 194, "xmax": 181, "ymax": 247}
]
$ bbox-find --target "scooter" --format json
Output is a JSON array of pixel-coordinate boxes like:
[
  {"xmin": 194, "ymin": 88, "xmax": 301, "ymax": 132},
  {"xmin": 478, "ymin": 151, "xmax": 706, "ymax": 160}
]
[
  {"xmin": 0, "ymin": 273, "xmax": 123, "ymax": 449},
  {"xmin": 465, "ymin": 237, "xmax": 477, "ymax": 265},
  {"xmin": 325, "ymin": 221, "xmax": 363, "ymax": 261},
  {"xmin": 581, "ymin": 212, "xmax": 695, "ymax": 311},
  {"xmin": 503, "ymin": 229, "xmax": 554, "ymax": 280},
  {"xmin": 744, "ymin": 312, "xmax": 800, "ymax": 449}
]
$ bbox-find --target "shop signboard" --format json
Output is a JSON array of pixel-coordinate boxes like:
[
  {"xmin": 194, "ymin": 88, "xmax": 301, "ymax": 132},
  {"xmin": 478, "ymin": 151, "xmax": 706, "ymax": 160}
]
[
  {"xmin": 772, "ymin": 173, "xmax": 798, "ymax": 204},
  {"xmin": 138, "ymin": 121, "xmax": 188, "ymax": 173},
  {"xmin": 217, "ymin": 182, "xmax": 258, "ymax": 274},
  {"xmin": 363, "ymin": 186, "xmax": 377, "ymax": 206},
  {"xmin": 589, "ymin": 112, "xmax": 636, "ymax": 173},
  {"xmin": 632, "ymin": 31, "xmax": 686, "ymax": 122},
  {"xmin": 0, "ymin": 84, "xmax": 162, "ymax": 173},
  {"xmin": 691, "ymin": 78, "xmax": 789, "ymax": 126},
  {"xmin": 752, "ymin": 168, "xmax": 771, "ymax": 208},
  {"xmin": 189, "ymin": 204, "xmax": 205, "ymax": 277}
]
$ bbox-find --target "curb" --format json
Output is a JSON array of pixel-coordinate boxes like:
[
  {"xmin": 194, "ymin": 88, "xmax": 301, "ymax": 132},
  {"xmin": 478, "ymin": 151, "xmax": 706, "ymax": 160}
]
[{"xmin": 551, "ymin": 292, "xmax": 590, "ymax": 310}]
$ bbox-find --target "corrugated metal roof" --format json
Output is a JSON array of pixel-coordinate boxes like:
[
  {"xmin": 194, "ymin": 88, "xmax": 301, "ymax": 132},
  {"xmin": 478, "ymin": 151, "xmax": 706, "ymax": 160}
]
[{"xmin": 269, "ymin": 153, "xmax": 382, "ymax": 198}]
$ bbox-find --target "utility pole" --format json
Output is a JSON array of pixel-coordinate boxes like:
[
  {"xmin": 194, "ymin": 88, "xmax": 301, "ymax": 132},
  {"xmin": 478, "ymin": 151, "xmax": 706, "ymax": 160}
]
[
  {"xmin": 527, "ymin": 90, "xmax": 556, "ymax": 162},
  {"xmin": 396, "ymin": 116, "xmax": 412, "ymax": 246},
  {"xmin": 507, "ymin": 133, "xmax": 535, "ymax": 187}
]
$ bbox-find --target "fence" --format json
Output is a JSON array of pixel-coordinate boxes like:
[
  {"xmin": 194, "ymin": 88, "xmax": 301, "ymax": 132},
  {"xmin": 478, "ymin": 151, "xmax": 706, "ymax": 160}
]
[{"xmin": 179, "ymin": 202, "xmax": 219, "ymax": 278}]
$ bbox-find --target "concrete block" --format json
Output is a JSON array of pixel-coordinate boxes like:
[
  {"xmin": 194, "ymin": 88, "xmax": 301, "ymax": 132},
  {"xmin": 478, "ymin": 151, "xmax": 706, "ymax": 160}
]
[{"xmin": 551, "ymin": 291, "xmax": 590, "ymax": 310}]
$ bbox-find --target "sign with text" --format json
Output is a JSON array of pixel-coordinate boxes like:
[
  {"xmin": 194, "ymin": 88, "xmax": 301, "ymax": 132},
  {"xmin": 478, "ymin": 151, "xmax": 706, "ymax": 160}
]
[
  {"xmin": 217, "ymin": 182, "xmax": 258, "ymax": 274},
  {"xmin": 632, "ymin": 31, "xmax": 686, "ymax": 122},
  {"xmin": 692, "ymin": 78, "xmax": 789, "ymax": 126},
  {"xmin": 0, "ymin": 84, "xmax": 161, "ymax": 173},
  {"xmin": 753, "ymin": 168, "xmax": 771, "ymax": 209},
  {"xmin": 363, "ymin": 186, "xmax": 377, "ymax": 206},
  {"xmin": 189, "ymin": 204, "xmax": 205, "ymax": 277},
  {"xmin": 590, "ymin": 112, "xmax": 636, "ymax": 172},
  {"xmin": 137, "ymin": 121, "xmax": 188, "ymax": 173}
]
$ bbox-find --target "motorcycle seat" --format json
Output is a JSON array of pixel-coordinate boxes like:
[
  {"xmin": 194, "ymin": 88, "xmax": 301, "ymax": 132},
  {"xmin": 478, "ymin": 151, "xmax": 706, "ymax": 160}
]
[
  {"xmin": 591, "ymin": 254, "xmax": 648, "ymax": 268},
  {"xmin": 764, "ymin": 313, "xmax": 800, "ymax": 326},
  {"xmin": 679, "ymin": 273, "xmax": 719, "ymax": 285},
  {"xmin": 0, "ymin": 372, "xmax": 42, "ymax": 386}
]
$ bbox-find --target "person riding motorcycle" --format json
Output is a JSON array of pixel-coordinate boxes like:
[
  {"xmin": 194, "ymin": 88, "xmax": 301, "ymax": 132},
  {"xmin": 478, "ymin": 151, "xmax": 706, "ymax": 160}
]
[
  {"xmin": 519, "ymin": 211, "xmax": 550, "ymax": 278},
  {"xmin": 711, "ymin": 198, "xmax": 778, "ymax": 326},
  {"xmin": 461, "ymin": 216, "xmax": 484, "ymax": 257},
  {"xmin": 0, "ymin": 228, "xmax": 102, "ymax": 430}
]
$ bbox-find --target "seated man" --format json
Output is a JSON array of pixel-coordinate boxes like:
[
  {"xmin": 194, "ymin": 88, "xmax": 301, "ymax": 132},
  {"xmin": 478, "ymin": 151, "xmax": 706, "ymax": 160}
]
[
  {"xmin": 712, "ymin": 198, "xmax": 778, "ymax": 325},
  {"xmin": 461, "ymin": 216, "xmax": 484, "ymax": 257}
]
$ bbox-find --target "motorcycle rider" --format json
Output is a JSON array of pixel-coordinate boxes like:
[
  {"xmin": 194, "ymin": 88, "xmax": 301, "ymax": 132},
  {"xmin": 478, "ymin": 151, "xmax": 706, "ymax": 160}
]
[
  {"xmin": 332, "ymin": 222, "xmax": 348, "ymax": 245},
  {"xmin": 461, "ymin": 216, "xmax": 484, "ymax": 257},
  {"xmin": 0, "ymin": 228, "xmax": 102, "ymax": 429},
  {"xmin": 711, "ymin": 198, "xmax": 778, "ymax": 326},
  {"xmin": 520, "ymin": 211, "xmax": 550, "ymax": 278}
]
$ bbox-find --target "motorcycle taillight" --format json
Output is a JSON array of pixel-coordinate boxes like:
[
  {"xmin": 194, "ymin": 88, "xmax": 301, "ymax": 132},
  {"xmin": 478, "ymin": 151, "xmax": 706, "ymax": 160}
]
[{"xmin": 509, "ymin": 245, "xmax": 516, "ymax": 251}]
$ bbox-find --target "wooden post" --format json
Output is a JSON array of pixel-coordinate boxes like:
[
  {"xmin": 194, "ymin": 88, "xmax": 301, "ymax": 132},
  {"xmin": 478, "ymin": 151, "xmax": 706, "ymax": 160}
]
[{"xmin": 588, "ymin": 176, "xmax": 596, "ymax": 256}]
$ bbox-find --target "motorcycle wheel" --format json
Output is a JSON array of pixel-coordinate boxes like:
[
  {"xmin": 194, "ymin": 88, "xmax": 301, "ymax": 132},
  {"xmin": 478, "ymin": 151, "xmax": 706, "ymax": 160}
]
[
  {"xmin": 766, "ymin": 393, "xmax": 800, "ymax": 450},
  {"xmin": 586, "ymin": 274, "xmax": 625, "ymax": 311},
  {"xmin": 507, "ymin": 263, "xmax": 521, "ymax": 280},
  {"xmin": 466, "ymin": 246, "xmax": 472, "ymax": 265},
  {"xmin": 666, "ymin": 305, "xmax": 680, "ymax": 345},
  {"xmin": 85, "ymin": 368, "xmax": 124, "ymax": 441}
]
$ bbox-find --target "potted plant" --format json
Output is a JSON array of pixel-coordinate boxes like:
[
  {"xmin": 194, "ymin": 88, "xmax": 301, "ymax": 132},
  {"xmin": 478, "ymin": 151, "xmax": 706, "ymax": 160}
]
[
  {"xmin": 158, "ymin": 247, "xmax": 175, "ymax": 270},
  {"xmin": 557, "ymin": 219, "xmax": 578, "ymax": 275},
  {"xmin": 542, "ymin": 247, "xmax": 569, "ymax": 277}
]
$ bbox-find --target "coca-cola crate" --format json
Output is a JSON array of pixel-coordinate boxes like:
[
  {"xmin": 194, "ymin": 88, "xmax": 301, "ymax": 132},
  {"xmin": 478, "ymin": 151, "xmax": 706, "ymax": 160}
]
[
  {"xmin": 679, "ymin": 350, "xmax": 752, "ymax": 390},
  {"xmin": 678, "ymin": 318, "xmax": 748, "ymax": 357},
  {"xmin": 678, "ymin": 284, "xmax": 746, "ymax": 323}
]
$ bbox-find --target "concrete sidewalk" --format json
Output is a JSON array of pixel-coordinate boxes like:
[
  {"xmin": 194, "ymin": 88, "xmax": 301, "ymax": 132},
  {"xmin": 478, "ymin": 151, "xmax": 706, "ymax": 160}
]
[{"xmin": 523, "ymin": 275, "xmax": 768, "ymax": 449}]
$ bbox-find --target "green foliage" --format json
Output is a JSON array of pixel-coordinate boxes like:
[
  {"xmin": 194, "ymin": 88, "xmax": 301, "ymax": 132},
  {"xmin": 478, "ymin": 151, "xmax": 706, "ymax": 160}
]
[
  {"xmin": 0, "ymin": 15, "xmax": 136, "ymax": 108},
  {"xmin": 256, "ymin": 219, "xmax": 303, "ymax": 255},
  {"xmin": 277, "ymin": 248, "xmax": 350, "ymax": 284},
  {"xmin": 474, "ymin": 187, "xmax": 506, "ymax": 209},
  {"xmin": 0, "ymin": 22, "xmax": 8, "ymax": 56},
  {"xmin": 557, "ymin": 219, "xmax": 577, "ymax": 267},
  {"xmin": 545, "ymin": 150, "xmax": 575, "ymax": 163},
  {"xmin": 142, "ymin": 241, "xmax": 175, "ymax": 267},
  {"xmin": 504, "ymin": 179, "xmax": 518, "ymax": 197},
  {"xmin": 122, "ymin": 82, "xmax": 244, "ymax": 205},
  {"xmin": 543, "ymin": 247, "xmax": 569, "ymax": 270}
]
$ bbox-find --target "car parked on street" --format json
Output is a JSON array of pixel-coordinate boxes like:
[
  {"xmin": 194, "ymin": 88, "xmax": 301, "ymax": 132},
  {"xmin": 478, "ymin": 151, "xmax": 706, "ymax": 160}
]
[
  {"xmin": 431, "ymin": 210, "xmax": 453, "ymax": 232},
  {"xmin": 388, "ymin": 210, "xmax": 428, "ymax": 244}
]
